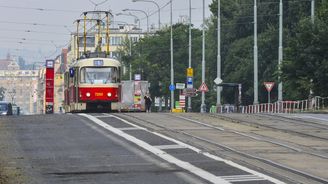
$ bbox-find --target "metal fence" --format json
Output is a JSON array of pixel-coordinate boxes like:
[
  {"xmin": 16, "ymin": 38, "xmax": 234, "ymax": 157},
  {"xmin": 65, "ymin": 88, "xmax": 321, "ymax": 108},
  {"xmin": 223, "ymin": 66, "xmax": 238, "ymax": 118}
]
[{"xmin": 211, "ymin": 96, "xmax": 328, "ymax": 114}]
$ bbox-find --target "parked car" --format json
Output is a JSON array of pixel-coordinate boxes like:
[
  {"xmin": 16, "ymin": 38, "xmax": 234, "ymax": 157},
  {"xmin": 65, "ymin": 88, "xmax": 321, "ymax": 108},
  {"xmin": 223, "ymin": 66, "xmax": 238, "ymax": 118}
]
[{"xmin": 0, "ymin": 101, "xmax": 13, "ymax": 116}]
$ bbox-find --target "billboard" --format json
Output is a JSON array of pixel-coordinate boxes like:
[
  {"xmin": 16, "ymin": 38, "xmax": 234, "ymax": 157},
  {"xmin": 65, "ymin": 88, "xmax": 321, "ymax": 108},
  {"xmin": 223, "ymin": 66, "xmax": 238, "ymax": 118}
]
[{"xmin": 45, "ymin": 60, "xmax": 54, "ymax": 114}]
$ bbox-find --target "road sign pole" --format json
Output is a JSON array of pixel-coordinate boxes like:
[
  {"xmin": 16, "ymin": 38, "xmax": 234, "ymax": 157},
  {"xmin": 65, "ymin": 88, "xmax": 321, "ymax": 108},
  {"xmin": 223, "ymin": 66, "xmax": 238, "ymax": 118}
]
[
  {"xmin": 268, "ymin": 91, "xmax": 271, "ymax": 104},
  {"xmin": 201, "ymin": 0, "xmax": 206, "ymax": 113},
  {"xmin": 170, "ymin": 0, "xmax": 174, "ymax": 111},
  {"xmin": 188, "ymin": 0, "xmax": 192, "ymax": 112}
]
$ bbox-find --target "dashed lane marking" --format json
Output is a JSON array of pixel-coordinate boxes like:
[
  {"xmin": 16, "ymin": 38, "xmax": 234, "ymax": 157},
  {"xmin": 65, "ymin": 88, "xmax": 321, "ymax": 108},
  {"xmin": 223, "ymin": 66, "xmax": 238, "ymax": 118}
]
[
  {"xmin": 80, "ymin": 113, "xmax": 285, "ymax": 184},
  {"xmin": 220, "ymin": 174, "xmax": 266, "ymax": 182},
  {"xmin": 80, "ymin": 113, "xmax": 230, "ymax": 184},
  {"xmin": 94, "ymin": 115, "xmax": 114, "ymax": 118},
  {"xmin": 118, "ymin": 127, "xmax": 146, "ymax": 131}
]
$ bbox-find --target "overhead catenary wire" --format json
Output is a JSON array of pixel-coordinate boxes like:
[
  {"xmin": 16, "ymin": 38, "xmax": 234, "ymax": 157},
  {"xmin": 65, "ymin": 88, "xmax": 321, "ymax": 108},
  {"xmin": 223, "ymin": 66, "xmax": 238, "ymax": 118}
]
[
  {"xmin": 0, "ymin": 20, "xmax": 73, "ymax": 28},
  {"xmin": 0, "ymin": 5, "xmax": 82, "ymax": 13}
]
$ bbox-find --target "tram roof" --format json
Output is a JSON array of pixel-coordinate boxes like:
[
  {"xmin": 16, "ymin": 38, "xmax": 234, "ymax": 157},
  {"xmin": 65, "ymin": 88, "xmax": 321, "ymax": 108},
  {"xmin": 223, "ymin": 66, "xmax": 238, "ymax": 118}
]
[{"xmin": 70, "ymin": 57, "xmax": 121, "ymax": 68}]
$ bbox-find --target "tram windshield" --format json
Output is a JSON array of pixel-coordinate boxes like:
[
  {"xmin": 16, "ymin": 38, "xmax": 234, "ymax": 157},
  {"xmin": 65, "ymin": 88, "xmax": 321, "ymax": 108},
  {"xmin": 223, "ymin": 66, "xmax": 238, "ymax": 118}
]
[{"xmin": 80, "ymin": 67, "xmax": 118, "ymax": 84}]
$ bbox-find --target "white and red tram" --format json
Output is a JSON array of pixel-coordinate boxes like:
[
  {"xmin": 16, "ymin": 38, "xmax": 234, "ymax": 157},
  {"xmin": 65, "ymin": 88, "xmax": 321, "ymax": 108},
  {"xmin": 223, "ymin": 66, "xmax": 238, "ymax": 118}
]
[{"xmin": 64, "ymin": 57, "xmax": 121, "ymax": 112}]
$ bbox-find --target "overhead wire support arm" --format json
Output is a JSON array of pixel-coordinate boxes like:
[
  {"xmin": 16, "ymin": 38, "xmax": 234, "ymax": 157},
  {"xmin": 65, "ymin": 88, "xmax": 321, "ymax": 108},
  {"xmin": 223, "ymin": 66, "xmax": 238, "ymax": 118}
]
[
  {"xmin": 83, "ymin": 12, "xmax": 87, "ymax": 55},
  {"xmin": 76, "ymin": 20, "xmax": 80, "ymax": 60},
  {"xmin": 106, "ymin": 12, "xmax": 110, "ymax": 56},
  {"xmin": 97, "ymin": 19, "xmax": 102, "ymax": 53}
]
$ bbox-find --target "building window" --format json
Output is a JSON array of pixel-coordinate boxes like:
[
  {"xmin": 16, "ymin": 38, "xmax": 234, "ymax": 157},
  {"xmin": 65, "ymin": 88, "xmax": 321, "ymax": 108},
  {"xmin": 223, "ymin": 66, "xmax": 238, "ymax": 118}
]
[
  {"xmin": 131, "ymin": 36, "xmax": 139, "ymax": 43},
  {"xmin": 110, "ymin": 52, "xmax": 120, "ymax": 59},
  {"xmin": 110, "ymin": 36, "xmax": 123, "ymax": 46},
  {"xmin": 79, "ymin": 36, "xmax": 95, "ymax": 47}
]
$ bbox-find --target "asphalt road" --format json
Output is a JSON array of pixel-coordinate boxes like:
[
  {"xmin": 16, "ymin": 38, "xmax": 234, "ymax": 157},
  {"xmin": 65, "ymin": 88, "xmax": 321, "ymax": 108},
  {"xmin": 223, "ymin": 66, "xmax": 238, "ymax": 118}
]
[
  {"xmin": 0, "ymin": 114, "xmax": 209, "ymax": 184},
  {"xmin": 8, "ymin": 112, "xmax": 327, "ymax": 184}
]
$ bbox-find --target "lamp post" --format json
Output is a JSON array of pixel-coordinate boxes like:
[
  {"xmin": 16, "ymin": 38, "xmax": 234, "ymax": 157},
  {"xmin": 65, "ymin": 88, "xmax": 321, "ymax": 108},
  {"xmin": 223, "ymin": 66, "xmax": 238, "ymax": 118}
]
[
  {"xmin": 200, "ymin": 0, "xmax": 206, "ymax": 113},
  {"xmin": 311, "ymin": 0, "xmax": 315, "ymax": 24},
  {"xmin": 254, "ymin": 0, "xmax": 259, "ymax": 104},
  {"xmin": 187, "ymin": 0, "xmax": 192, "ymax": 112},
  {"xmin": 278, "ymin": 0, "xmax": 283, "ymax": 102},
  {"xmin": 170, "ymin": 0, "xmax": 174, "ymax": 111},
  {"xmin": 123, "ymin": 8, "xmax": 149, "ymax": 33},
  {"xmin": 217, "ymin": 0, "xmax": 221, "ymax": 108},
  {"xmin": 116, "ymin": 13, "xmax": 141, "ymax": 29},
  {"xmin": 132, "ymin": 0, "xmax": 161, "ymax": 30}
]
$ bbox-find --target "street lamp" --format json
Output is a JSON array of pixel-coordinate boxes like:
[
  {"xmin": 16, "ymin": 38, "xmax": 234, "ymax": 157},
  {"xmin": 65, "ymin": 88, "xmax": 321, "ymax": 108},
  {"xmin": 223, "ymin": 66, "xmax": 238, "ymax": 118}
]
[
  {"xmin": 170, "ymin": 0, "xmax": 174, "ymax": 111},
  {"xmin": 132, "ymin": 0, "xmax": 161, "ymax": 30},
  {"xmin": 217, "ymin": 0, "xmax": 222, "ymax": 108},
  {"xmin": 200, "ymin": 0, "xmax": 206, "ymax": 113},
  {"xmin": 254, "ymin": 0, "xmax": 259, "ymax": 104},
  {"xmin": 116, "ymin": 13, "xmax": 141, "ymax": 29},
  {"xmin": 123, "ymin": 8, "xmax": 149, "ymax": 33}
]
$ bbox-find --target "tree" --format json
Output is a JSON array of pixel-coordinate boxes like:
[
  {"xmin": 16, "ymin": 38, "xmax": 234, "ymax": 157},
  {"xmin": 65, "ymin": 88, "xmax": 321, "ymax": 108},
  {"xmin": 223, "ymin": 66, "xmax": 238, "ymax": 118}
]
[{"xmin": 282, "ymin": 7, "xmax": 328, "ymax": 99}]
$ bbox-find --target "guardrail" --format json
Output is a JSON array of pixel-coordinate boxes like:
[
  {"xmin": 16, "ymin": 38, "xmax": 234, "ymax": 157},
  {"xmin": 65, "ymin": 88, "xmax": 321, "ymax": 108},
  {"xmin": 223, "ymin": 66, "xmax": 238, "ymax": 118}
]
[{"xmin": 210, "ymin": 96, "xmax": 328, "ymax": 114}]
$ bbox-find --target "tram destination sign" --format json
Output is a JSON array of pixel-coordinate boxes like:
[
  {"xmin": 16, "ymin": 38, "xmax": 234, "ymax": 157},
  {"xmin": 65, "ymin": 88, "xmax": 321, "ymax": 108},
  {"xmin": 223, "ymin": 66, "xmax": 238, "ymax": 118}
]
[{"xmin": 94, "ymin": 60, "xmax": 104, "ymax": 66}]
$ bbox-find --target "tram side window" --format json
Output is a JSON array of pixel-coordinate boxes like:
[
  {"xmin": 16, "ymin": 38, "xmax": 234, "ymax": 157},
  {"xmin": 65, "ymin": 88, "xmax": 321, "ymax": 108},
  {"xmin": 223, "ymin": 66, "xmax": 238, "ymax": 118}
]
[{"xmin": 80, "ymin": 67, "xmax": 118, "ymax": 84}]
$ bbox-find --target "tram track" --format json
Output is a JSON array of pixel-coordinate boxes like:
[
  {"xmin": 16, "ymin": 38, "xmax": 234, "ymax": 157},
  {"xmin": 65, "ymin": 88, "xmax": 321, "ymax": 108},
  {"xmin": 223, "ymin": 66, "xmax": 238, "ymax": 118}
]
[
  {"xmin": 255, "ymin": 113, "xmax": 328, "ymax": 129},
  {"xmin": 174, "ymin": 114, "xmax": 328, "ymax": 159},
  {"xmin": 209, "ymin": 113, "xmax": 328, "ymax": 141},
  {"xmin": 115, "ymin": 113, "xmax": 328, "ymax": 184}
]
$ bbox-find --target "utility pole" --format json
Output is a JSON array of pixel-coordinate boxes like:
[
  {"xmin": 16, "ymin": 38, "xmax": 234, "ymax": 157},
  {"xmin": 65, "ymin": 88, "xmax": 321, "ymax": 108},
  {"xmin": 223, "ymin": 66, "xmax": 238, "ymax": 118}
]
[
  {"xmin": 278, "ymin": 0, "xmax": 283, "ymax": 101},
  {"xmin": 129, "ymin": 37, "xmax": 132, "ymax": 80},
  {"xmin": 187, "ymin": 0, "xmax": 192, "ymax": 112},
  {"xmin": 217, "ymin": 0, "xmax": 221, "ymax": 108},
  {"xmin": 200, "ymin": 0, "xmax": 206, "ymax": 113},
  {"xmin": 254, "ymin": 0, "xmax": 259, "ymax": 104},
  {"xmin": 170, "ymin": 0, "xmax": 174, "ymax": 111},
  {"xmin": 311, "ymin": 0, "xmax": 315, "ymax": 23}
]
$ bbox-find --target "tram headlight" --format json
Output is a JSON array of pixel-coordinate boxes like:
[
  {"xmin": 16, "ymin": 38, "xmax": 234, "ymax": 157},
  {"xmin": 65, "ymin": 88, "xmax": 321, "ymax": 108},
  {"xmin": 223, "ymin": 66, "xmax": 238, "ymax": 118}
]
[
  {"xmin": 86, "ymin": 92, "xmax": 91, "ymax": 97},
  {"xmin": 107, "ymin": 92, "xmax": 112, "ymax": 97}
]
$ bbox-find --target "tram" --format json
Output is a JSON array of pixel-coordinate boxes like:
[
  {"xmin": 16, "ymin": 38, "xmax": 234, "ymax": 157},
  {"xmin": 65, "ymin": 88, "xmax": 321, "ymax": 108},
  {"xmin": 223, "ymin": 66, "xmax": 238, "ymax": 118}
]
[
  {"xmin": 64, "ymin": 55, "xmax": 121, "ymax": 112},
  {"xmin": 63, "ymin": 10, "xmax": 122, "ymax": 112}
]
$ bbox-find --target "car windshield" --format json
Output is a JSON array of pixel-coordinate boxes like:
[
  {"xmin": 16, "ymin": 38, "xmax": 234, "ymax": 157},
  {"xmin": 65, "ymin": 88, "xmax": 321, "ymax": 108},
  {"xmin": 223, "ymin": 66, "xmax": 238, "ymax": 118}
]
[
  {"xmin": 0, "ymin": 103, "xmax": 8, "ymax": 111},
  {"xmin": 80, "ymin": 67, "xmax": 118, "ymax": 84}
]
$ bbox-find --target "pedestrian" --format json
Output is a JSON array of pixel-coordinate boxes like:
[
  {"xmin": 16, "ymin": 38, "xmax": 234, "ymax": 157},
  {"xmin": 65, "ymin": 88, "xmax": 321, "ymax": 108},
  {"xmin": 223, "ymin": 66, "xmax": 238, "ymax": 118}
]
[
  {"xmin": 144, "ymin": 93, "xmax": 152, "ymax": 112},
  {"xmin": 7, "ymin": 103, "xmax": 13, "ymax": 116}
]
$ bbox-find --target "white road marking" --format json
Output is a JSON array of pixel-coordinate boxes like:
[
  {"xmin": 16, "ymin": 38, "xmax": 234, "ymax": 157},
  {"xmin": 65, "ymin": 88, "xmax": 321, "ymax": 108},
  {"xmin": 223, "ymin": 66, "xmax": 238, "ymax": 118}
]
[
  {"xmin": 220, "ymin": 175, "xmax": 266, "ymax": 182},
  {"xmin": 80, "ymin": 113, "xmax": 230, "ymax": 184},
  {"xmin": 80, "ymin": 113, "xmax": 285, "ymax": 184},
  {"xmin": 94, "ymin": 115, "xmax": 114, "ymax": 118},
  {"xmin": 151, "ymin": 130, "xmax": 285, "ymax": 184},
  {"xmin": 118, "ymin": 127, "xmax": 146, "ymax": 131},
  {"xmin": 154, "ymin": 144, "xmax": 186, "ymax": 150}
]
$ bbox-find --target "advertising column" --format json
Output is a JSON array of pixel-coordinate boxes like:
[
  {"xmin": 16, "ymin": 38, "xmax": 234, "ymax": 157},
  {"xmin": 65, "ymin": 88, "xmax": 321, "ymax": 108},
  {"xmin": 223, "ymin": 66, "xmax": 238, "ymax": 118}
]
[{"xmin": 45, "ymin": 60, "xmax": 54, "ymax": 114}]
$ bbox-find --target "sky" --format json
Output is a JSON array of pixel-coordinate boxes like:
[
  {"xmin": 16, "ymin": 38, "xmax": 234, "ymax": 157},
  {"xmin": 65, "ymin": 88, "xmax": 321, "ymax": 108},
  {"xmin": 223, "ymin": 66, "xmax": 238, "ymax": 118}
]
[{"xmin": 0, "ymin": 0, "xmax": 213, "ymax": 64}]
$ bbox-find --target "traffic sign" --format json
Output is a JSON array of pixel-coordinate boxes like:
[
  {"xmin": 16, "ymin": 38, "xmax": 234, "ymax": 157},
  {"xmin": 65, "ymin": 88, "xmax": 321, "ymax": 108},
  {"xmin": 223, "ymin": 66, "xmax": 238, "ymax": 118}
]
[
  {"xmin": 264, "ymin": 82, "xmax": 275, "ymax": 92},
  {"xmin": 169, "ymin": 84, "xmax": 175, "ymax": 91},
  {"xmin": 134, "ymin": 74, "xmax": 141, "ymax": 81},
  {"xmin": 176, "ymin": 83, "xmax": 185, "ymax": 90},
  {"xmin": 184, "ymin": 88, "xmax": 198, "ymax": 97},
  {"xmin": 214, "ymin": 77, "xmax": 222, "ymax": 85},
  {"xmin": 198, "ymin": 82, "xmax": 209, "ymax": 92},
  {"xmin": 187, "ymin": 68, "xmax": 193, "ymax": 77}
]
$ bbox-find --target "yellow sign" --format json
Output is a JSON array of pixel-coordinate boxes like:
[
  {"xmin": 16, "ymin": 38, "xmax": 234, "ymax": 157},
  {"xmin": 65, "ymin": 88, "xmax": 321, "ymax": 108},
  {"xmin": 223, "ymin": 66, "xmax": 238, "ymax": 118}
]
[
  {"xmin": 95, "ymin": 92, "xmax": 104, "ymax": 97},
  {"xmin": 187, "ymin": 68, "xmax": 193, "ymax": 77}
]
